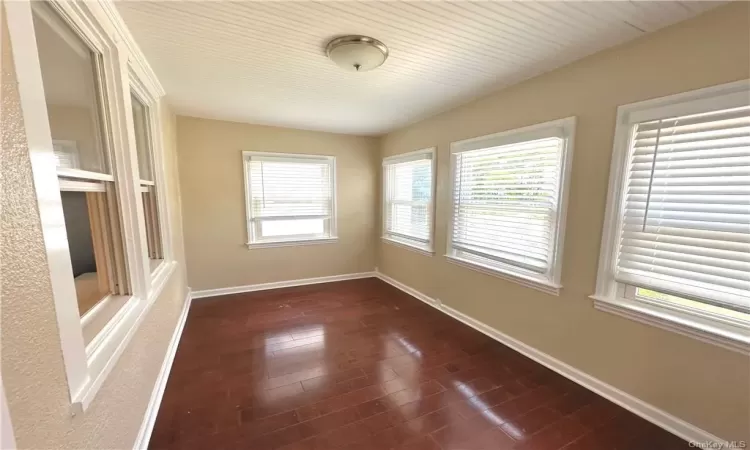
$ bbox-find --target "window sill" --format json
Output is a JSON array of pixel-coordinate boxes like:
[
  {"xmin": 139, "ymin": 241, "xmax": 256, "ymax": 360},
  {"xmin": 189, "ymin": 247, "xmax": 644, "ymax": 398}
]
[
  {"xmin": 444, "ymin": 255, "xmax": 561, "ymax": 296},
  {"xmin": 246, "ymin": 237, "xmax": 338, "ymax": 249},
  {"xmin": 591, "ymin": 295, "xmax": 750, "ymax": 354},
  {"xmin": 73, "ymin": 260, "xmax": 177, "ymax": 412},
  {"xmin": 81, "ymin": 294, "xmax": 132, "ymax": 347},
  {"xmin": 149, "ymin": 258, "xmax": 164, "ymax": 274},
  {"xmin": 381, "ymin": 236, "xmax": 434, "ymax": 257}
]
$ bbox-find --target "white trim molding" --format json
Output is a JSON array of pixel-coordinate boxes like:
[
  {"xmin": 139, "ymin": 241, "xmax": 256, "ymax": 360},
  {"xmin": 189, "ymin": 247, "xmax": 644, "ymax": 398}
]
[
  {"xmin": 375, "ymin": 271, "xmax": 440, "ymax": 308},
  {"xmin": 78, "ymin": 263, "xmax": 177, "ymax": 410},
  {"xmin": 381, "ymin": 236, "xmax": 435, "ymax": 257},
  {"xmin": 246, "ymin": 237, "xmax": 338, "ymax": 249},
  {"xmin": 133, "ymin": 289, "xmax": 192, "ymax": 450},
  {"xmin": 592, "ymin": 296, "xmax": 750, "ymax": 354},
  {"xmin": 373, "ymin": 270, "xmax": 727, "ymax": 446},
  {"xmin": 593, "ymin": 80, "xmax": 750, "ymax": 355},
  {"xmin": 98, "ymin": 1, "xmax": 165, "ymax": 97},
  {"xmin": 192, "ymin": 272, "xmax": 376, "ymax": 299},
  {"xmin": 444, "ymin": 254, "xmax": 562, "ymax": 296},
  {"xmin": 6, "ymin": 0, "xmax": 89, "ymax": 405}
]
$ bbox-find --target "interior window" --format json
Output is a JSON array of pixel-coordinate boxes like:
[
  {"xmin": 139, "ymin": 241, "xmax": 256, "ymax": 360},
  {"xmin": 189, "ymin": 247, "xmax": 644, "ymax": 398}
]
[
  {"xmin": 244, "ymin": 153, "xmax": 336, "ymax": 245},
  {"xmin": 33, "ymin": 3, "xmax": 129, "ymax": 325},
  {"xmin": 616, "ymin": 106, "xmax": 750, "ymax": 315},
  {"xmin": 382, "ymin": 150, "xmax": 434, "ymax": 252},
  {"xmin": 447, "ymin": 119, "xmax": 575, "ymax": 291},
  {"xmin": 131, "ymin": 93, "xmax": 164, "ymax": 268}
]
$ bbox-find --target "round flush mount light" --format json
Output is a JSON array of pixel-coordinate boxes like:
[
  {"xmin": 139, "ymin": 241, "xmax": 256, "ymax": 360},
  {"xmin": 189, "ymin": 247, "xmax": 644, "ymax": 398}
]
[{"xmin": 325, "ymin": 35, "xmax": 389, "ymax": 72}]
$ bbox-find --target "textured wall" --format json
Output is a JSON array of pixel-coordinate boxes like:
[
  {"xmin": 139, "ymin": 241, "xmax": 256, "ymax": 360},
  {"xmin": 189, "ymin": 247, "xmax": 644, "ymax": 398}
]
[
  {"xmin": 1, "ymin": 12, "xmax": 189, "ymax": 449},
  {"xmin": 377, "ymin": 3, "xmax": 750, "ymax": 442},
  {"xmin": 177, "ymin": 116, "xmax": 379, "ymax": 291}
]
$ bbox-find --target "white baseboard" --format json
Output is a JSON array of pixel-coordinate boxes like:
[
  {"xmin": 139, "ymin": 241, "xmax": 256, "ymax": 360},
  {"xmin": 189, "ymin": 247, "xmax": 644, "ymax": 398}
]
[
  {"xmin": 133, "ymin": 288, "xmax": 192, "ymax": 450},
  {"xmin": 374, "ymin": 270, "xmax": 725, "ymax": 446},
  {"xmin": 375, "ymin": 272, "xmax": 440, "ymax": 308},
  {"xmin": 191, "ymin": 272, "xmax": 377, "ymax": 299}
]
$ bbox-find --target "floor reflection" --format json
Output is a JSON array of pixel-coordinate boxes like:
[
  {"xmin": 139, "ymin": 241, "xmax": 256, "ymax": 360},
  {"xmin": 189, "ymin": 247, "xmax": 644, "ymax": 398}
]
[
  {"xmin": 453, "ymin": 380, "xmax": 522, "ymax": 436},
  {"xmin": 390, "ymin": 333, "xmax": 423, "ymax": 358},
  {"xmin": 152, "ymin": 280, "xmax": 686, "ymax": 449},
  {"xmin": 260, "ymin": 324, "xmax": 328, "ymax": 401}
]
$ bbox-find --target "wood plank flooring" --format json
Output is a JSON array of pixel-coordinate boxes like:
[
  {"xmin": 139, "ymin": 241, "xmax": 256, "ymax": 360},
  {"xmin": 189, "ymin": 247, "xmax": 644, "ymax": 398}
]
[{"xmin": 149, "ymin": 278, "xmax": 689, "ymax": 450}]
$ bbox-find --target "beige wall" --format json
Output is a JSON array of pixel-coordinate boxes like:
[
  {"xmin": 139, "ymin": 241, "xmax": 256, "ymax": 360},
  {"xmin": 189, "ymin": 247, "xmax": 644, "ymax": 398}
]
[
  {"xmin": 1, "ymin": 12, "xmax": 189, "ymax": 449},
  {"xmin": 176, "ymin": 116, "xmax": 379, "ymax": 291},
  {"xmin": 378, "ymin": 3, "xmax": 750, "ymax": 442}
]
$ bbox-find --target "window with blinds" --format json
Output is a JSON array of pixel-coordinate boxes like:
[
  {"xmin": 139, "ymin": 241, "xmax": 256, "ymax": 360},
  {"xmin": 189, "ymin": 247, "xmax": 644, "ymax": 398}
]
[
  {"xmin": 448, "ymin": 118, "xmax": 575, "ymax": 291},
  {"xmin": 616, "ymin": 105, "xmax": 750, "ymax": 313},
  {"xmin": 382, "ymin": 149, "xmax": 435, "ymax": 252},
  {"xmin": 243, "ymin": 152, "xmax": 336, "ymax": 245}
]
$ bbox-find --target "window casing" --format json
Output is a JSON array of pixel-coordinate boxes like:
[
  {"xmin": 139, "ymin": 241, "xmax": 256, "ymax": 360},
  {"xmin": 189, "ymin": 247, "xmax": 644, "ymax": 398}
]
[
  {"xmin": 382, "ymin": 148, "xmax": 436, "ymax": 254},
  {"xmin": 447, "ymin": 117, "xmax": 576, "ymax": 295},
  {"xmin": 8, "ymin": 0, "xmax": 175, "ymax": 411},
  {"xmin": 130, "ymin": 91, "xmax": 164, "ymax": 270},
  {"xmin": 243, "ymin": 152, "xmax": 337, "ymax": 247},
  {"xmin": 31, "ymin": 3, "xmax": 132, "ymax": 338},
  {"xmin": 593, "ymin": 80, "xmax": 750, "ymax": 353}
]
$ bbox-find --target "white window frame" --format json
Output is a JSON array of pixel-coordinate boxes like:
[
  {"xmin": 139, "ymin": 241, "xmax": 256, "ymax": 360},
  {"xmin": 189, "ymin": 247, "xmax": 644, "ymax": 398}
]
[
  {"xmin": 592, "ymin": 80, "xmax": 750, "ymax": 354},
  {"xmin": 128, "ymin": 67, "xmax": 174, "ymax": 288},
  {"xmin": 381, "ymin": 147, "xmax": 436, "ymax": 256},
  {"xmin": 445, "ymin": 117, "xmax": 576, "ymax": 295},
  {"xmin": 243, "ymin": 151, "xmax": 337, "ymax": 248},
  {"xmin": 6, "ymin": 0, "xmax": 176, "ymax": 412}
]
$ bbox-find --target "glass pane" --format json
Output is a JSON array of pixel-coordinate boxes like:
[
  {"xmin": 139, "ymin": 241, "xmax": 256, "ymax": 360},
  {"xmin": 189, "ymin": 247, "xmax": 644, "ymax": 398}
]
[
  {"xmin": 392, "ymin": 162, "xmax": 431, "ymax": 202},
  {"xmin": 636, "ymin": 288, "xmax": 749, "ymax": 320},
  {"xmin": 390, "ymin": 204, "xmax": 428, "ymax": 240},
  {"xmin": 33, "ymin": 4, "xmax": 109, "ymax": 174},
  {"xmin": 260, "ymin": 219, "xmax": 325, "ymax": 238},
  {"xmin": 142, "ymin": 187, "xmax": 163, "ymax": 263},
  {"xmin": 60, "ymin": 191, "xmax": 110, "ymax": 317},
  {"xmin": 131, "ymin": 94, "xmax": 153, "ymax": 181}
]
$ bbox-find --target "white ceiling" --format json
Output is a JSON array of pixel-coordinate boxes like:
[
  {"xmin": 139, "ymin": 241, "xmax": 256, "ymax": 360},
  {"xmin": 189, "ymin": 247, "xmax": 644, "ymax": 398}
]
[{"xmin": 117, "ymin": 1, "xmax": 723, "ymax": 135}]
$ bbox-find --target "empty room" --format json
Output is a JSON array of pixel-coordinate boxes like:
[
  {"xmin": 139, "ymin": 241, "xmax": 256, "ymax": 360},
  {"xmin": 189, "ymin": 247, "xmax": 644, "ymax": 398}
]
[{"xmin": 1, "ymin": 1, "xmax": 748, "ymax": 449}]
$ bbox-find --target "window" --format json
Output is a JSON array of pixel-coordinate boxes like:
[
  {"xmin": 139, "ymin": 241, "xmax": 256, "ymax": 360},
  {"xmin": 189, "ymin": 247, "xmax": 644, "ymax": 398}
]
[
  {"xmin": 9, "ymin": 0, "xmax": 177, "ymax": 410},
  {"xmin": 33, "ymin": 2, "xmax": 130, "ymax": 328},
  {"xmin": 447, "ymin": 117, "xmax": 576, "ymax": 294},
  {"xmin": 382, "ymin": 148, "xmax": 435, "ymax": 253},
  {"xmin": 131, "ymin": 92, "xmax": 164, "ymax": 270},
  {"xmin": 594, "ymin": 80, "xmax": 749, "ymax": 353},
  {"xmin": 243, "ymin": 152, "xmax": 336, "ymax": 247}
]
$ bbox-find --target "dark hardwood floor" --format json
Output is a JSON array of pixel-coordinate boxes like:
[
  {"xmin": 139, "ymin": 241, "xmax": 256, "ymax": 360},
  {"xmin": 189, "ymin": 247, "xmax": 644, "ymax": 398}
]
[{"xmin": 150, "ymin": 278, "xmax": 689, "ymax": 450}]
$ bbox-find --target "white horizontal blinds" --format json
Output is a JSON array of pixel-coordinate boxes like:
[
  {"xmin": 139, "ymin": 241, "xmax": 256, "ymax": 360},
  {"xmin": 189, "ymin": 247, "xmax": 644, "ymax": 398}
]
[
  {"xmin": 248, "ymin": 155, "xmax": 332, "ymax": 226},
  {"xmin": 452, "ymin": 137, "xmax": 563, "ymax": 274},
  {"xmin": 384, "ymin": 154, "xmax": 432, "ymax": 245},
  {"xmin": 617, "ymin": 105, "xmax": 750, "ymax": 312}
]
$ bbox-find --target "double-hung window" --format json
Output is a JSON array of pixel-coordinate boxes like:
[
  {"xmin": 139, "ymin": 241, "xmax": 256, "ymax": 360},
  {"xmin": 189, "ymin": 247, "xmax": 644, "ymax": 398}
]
[
  {"xmin": 33, "ymin": 2, "xmax": 131, "ymax": 333},
  {"xmin": 10, "ymin": 0, "xmax": 175, "ymax": 410},
  {"xmin": 131, "ymin": 92, "xmax": 164, "ymax": 270},
  {"xmin": 447, "ymin": 118, "xmax": 576, "ymax": 294},
  {"xmin": 243, "ymin": 152, "xmax": 336, "ymax": 247},
  {"xmin": 594, "ymin": 81, "xmax": 749, "ymax": 352},
  {"xmin": 382, "ymin": 148, "xmax": 436, "ymax": 253}
]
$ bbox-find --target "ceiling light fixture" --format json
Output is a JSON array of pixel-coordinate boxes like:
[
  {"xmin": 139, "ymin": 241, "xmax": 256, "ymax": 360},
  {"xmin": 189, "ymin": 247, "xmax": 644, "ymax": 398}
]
[{"xmin": 325, "ymin": 35, "xmax": 388, "ymax": 72}]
